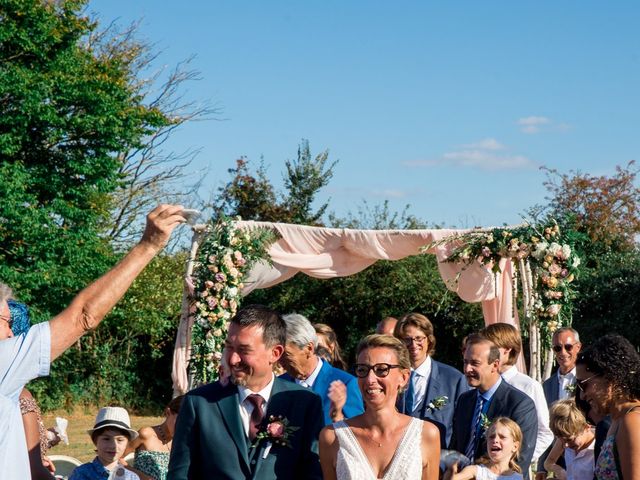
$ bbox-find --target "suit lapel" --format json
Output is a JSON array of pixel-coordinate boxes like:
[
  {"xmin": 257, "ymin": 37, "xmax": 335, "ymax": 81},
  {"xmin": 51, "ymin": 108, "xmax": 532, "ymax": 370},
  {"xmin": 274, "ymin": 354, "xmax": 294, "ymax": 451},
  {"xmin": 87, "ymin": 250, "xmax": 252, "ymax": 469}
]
[
  {"xmin": 216, "ymin": 385, "xmax": 250, "ymax": 468},
  {"xmin": 311, "ymin": 360, "xmax": 330, "ymax": 397},
  {"xmin": 421, "ymin": 360, "xmax": 439, "ymax": 418},
  {"xmin": 551, "ymin": 373, "xmax": 560, "ymax": 402}
]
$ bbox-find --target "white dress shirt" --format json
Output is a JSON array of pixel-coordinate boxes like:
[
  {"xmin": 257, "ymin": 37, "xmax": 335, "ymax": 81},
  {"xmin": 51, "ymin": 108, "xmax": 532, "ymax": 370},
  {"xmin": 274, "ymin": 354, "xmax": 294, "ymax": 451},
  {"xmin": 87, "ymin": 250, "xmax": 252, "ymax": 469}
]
[
  {"xmin": 502, "ymin": 364, "xmax": 554, "ymax": 460},
  {"xmin": 237, "ymin": 374, "xmax": 275, "ymax": 438},
  {"xmin": 557, "ymin": 367, "xmax": 576, "ymax": 400},
  {"xmin": 565, "ymin": 429, "xmax": 595, "ymax": 480},
  {"xmin": 295, "ymin": 357, "xmax": 323, "ymax": 389},
  {"xmin": 410, "ymin": 356, "xmax": 432, "ymax": 415}
]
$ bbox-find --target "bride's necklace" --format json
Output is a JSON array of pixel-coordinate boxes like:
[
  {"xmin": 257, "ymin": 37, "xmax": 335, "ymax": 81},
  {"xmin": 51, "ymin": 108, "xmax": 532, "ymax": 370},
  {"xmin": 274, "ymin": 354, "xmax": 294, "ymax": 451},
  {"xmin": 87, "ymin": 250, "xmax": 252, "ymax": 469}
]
[{"xmin": 364, "ymin": 429, "xmax": 383, "ymax": 447}]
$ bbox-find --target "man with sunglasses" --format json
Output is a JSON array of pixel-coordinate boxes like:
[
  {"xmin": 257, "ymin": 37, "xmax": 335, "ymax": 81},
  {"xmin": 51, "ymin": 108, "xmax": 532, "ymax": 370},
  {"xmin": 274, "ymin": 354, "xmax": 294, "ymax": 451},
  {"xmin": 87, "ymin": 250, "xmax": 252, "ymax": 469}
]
[{"xmin": 542, "ymin": 327, "xmax": 582, "ymax": 406}]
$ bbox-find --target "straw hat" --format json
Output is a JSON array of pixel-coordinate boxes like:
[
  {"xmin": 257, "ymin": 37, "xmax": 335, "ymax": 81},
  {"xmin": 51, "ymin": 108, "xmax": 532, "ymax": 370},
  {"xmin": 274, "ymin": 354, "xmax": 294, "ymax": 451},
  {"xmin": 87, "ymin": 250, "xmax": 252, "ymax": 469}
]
[{"xmin": 87, "ymin": 406, "xmax": 138, "ymax": 440}]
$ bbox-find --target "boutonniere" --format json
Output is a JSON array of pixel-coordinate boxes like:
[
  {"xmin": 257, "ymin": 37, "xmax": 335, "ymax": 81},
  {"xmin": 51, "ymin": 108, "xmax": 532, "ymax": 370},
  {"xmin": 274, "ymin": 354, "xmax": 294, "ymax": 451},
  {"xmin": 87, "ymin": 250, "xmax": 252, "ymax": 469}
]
[
  {"xmin": 253, "ymin": 415, "xmax": 299, "ymax": 449},
  {"xmin": 565, "ymin": 383, "xmax": 577, "ymax": 396},
  {"xmin": 479, "ymin": 413, "xmax": 492, "ymax": 432},
  {"xmin": 427, "ymin": 395, "xmax": 449, "ymax": 412}
]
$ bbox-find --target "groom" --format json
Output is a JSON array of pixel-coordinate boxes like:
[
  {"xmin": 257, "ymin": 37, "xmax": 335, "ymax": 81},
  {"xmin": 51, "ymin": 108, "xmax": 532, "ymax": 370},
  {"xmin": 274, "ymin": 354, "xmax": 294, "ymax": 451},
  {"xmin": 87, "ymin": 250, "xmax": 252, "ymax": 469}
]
[{"xmin": 168, "ymin": 304, "xmax": 324, "ymax": 479}]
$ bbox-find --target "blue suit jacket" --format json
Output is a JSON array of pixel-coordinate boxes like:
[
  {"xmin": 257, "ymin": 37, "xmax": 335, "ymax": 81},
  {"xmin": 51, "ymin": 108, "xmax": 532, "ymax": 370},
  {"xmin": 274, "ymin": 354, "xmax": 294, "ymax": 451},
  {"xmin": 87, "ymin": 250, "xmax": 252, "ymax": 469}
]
[
  {"xmin": 167, "ymin": 378, "xmax": 323, "ymax": 480},
  {"xmin": 281, "ymin": 359, "xmax": 364, "ymax": 425},
  {"xmin": 398, "ymin": 359, "xmax": 469, "ymax": 448},
  {"xmin": 542, "ymin": 373, "xmax": 560, "ymax": 407},
  {"xmin": 449, "ymin": 379, "xmax": 538, "ymax": 480}
]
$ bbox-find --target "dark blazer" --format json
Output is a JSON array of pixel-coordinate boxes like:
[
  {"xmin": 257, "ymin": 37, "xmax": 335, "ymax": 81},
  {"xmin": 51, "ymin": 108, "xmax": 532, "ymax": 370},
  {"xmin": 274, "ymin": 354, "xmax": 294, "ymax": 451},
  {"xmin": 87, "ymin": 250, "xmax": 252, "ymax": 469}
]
[
  {"xmin": 281, "ymin": 359, "xmax": 364, "ymax": 426},
  {"xmin": 449, "ymin": 379, "xmax": 538, "ymax": 480},
  {"xmin": 398, "ymin": 359, "xmax": 469, "ymax": 447},
  {"xmin": 542, "ymin": 373, "xmax": 560, "ymax": 407},
  {"xmin": 167, "ymin": 377, "xmax": 324, "ymax": 480}
]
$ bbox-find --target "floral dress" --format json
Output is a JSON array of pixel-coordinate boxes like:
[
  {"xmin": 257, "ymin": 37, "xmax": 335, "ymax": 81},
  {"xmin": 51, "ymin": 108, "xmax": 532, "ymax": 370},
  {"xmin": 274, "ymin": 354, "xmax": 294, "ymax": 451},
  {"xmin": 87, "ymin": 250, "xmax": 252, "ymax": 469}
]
[
  {"xmin": 595, "ymin": 405, "xmax": 640, "ymax": 480},
  {"xmin": 134, "ymin": 450, "xmax": 170, "ymax": 480}
]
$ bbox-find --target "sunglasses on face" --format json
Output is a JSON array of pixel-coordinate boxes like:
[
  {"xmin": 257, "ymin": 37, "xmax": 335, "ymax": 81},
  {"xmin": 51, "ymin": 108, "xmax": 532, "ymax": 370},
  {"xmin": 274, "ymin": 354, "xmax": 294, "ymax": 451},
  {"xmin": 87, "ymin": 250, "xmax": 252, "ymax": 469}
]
[
  {"xmin": 576, "ymin": 374, "xmax": 600, "ymax": 392},
  {"xmin": 553, "ymin": 343, "xmax": 575, "ymax": 353},
  {"xmin": 354, "ymin": 363, "xmax": 401, "ymax": 378}
]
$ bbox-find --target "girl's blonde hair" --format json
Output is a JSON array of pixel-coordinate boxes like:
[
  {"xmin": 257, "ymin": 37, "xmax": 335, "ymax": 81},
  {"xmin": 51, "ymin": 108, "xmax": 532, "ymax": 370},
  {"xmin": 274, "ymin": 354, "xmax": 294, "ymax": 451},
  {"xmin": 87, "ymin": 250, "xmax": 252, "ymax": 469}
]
[
  {"xmin": 477, "ymin": 417, "xmax": 522, "ymax": 473},
  {"xmin": 549, "ymin": 399, "xmax": 589, "ymax": 438}
]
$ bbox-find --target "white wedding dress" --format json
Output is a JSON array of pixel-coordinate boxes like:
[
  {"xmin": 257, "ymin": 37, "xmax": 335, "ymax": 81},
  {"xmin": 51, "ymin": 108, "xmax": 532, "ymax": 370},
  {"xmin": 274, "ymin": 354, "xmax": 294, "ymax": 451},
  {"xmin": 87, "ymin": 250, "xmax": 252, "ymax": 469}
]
[{"xmin": 334, "ymin": 417, "xmax": 423, "ymax": 480}]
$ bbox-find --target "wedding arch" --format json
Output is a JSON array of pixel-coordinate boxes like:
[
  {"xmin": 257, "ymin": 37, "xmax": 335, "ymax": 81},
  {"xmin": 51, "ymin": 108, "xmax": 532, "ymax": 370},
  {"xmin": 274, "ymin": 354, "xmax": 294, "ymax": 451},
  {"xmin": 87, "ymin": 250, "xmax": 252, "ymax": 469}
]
[{"xmin": 171, "ymin": 217, "xmax": 580, "ymax": 396}]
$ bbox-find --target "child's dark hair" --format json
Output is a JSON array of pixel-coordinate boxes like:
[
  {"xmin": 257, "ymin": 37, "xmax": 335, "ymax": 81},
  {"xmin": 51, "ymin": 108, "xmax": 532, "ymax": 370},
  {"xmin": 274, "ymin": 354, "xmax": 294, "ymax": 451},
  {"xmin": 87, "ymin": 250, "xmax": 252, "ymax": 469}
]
[{"xmin": 91, "ymin": 426, "xmax": 132, "ymax": 444}]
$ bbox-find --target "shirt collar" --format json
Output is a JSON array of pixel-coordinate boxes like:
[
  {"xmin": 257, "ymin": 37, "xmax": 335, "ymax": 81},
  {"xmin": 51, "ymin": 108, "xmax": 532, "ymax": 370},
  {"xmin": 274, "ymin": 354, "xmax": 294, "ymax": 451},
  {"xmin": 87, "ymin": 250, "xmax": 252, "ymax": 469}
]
[
  {"xmin": 238, "ymin": 373, "xmax": 276, "ymax": 404},
  {"xmin": 558, "ymin": 367, "xmax": 576, "ymax": 379},
  {"xmin": 480, "ymin": 376, "xmax": 502, "ymax": 401},
  {"xmin": 297, "ymin": 356, "xmax": 323, "ymax": 387},
  {"xmin": 413, "ymin": 355, "xmax": 432, "ymax": 377},
  {"xmin": 501, "ymin": 364, "xmax": 518, "ymax": 381}
]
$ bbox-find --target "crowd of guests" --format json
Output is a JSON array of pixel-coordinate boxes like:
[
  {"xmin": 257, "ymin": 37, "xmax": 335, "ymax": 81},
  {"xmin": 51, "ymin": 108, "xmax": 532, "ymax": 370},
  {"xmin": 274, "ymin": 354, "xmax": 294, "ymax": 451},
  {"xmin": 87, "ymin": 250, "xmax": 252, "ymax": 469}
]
[{"xmin": 1, "ymin": 205, "xmax": 640, "ymax": 479}]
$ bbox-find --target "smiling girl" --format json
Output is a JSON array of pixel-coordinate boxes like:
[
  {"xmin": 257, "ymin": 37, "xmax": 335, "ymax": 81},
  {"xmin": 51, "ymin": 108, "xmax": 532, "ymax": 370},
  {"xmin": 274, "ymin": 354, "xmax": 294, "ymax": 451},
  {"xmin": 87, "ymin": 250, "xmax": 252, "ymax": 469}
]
[{"xmin": 445, "ymin": 417, "xmax": 523, "ymax": 480}]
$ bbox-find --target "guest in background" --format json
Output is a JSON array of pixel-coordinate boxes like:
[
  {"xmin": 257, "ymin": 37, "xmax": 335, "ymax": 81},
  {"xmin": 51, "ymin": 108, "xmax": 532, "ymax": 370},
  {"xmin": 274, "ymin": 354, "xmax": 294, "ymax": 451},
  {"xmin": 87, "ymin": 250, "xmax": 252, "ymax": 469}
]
[
  {"xmin": 70, "ymin": 406, "xmax": 140, "ymax": 480},
  {"xmin": 576, "ymin": 334, "xmax": 640, "ymax": 479},
  {"xmin": 445, "ymin": 417, "xmax": 524, "ymax": 480},
  {"xmin": 394, "ymin": 313, "xmax": 468, "ymax": 447},
  {"xmin": 124, "ymin": 396, "xmax": 184, "ymax": 480},
  {"xmin": 480, "ymin": 323, "xmax": 554, "ymax": 466},
  {"xmin": 280, "ymin": 314, "xmax": 363, "ymax": 425},
  {"xmin": 543, "ymin": 327, "xmax": 582, "ymax": 406},
  {"xmin": 449, "ymin": 334, "xmax": 537, "ymax": 479},
  {"xmin": 376, "ymin": 316, "xmax": 398, "ymax": 335},
  {"xmin": 314, "ymin": 323, "xmax": 347, "ymax": 370},
  {"xmin": 544, "ymin": 399, "xmax": 595, "ymax": 480}
]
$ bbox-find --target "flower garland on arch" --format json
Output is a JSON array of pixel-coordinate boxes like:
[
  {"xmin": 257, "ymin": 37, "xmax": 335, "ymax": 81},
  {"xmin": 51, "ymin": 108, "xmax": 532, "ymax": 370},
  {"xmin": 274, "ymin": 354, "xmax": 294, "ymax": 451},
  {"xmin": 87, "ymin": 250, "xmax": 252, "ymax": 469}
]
[
  {"xmin": 436, "ymin": 219, "xmax": 582, "ymax": 344},
  {"xmin": 189, "ymin": 216, "xmax": 276, "ymax": 385}
]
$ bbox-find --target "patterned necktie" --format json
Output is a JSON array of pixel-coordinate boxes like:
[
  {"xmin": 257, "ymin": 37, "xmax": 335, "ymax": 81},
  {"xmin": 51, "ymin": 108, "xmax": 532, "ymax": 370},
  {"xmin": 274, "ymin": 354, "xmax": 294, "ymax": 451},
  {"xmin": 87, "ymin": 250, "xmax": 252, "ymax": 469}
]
[
  {"xmin": 405, "ymin": 371, "xmax": 416, "ymax": 414},
  {"xmin": 246, "ymin": 394, "xmax": 265, "ymax": 441},
  {"xmin": 464, "ymin": 394, "xmax": 485, "ymax": 459}
]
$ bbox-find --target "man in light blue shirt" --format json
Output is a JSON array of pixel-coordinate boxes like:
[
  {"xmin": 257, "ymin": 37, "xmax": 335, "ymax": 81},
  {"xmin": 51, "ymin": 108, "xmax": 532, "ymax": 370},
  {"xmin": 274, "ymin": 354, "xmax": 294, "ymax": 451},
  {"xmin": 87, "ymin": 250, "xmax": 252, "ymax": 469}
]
[{"xmin": 0, "ymin": 205, "xmax": 186, "ymax": 478}]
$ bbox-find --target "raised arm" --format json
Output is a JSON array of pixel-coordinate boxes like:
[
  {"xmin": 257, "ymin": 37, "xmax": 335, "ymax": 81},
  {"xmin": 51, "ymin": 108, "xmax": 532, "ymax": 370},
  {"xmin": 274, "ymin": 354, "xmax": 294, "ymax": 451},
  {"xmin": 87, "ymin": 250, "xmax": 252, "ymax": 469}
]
[{"xmin": 49, "ymin": 205, "xmax": 186, "ymax": 360}]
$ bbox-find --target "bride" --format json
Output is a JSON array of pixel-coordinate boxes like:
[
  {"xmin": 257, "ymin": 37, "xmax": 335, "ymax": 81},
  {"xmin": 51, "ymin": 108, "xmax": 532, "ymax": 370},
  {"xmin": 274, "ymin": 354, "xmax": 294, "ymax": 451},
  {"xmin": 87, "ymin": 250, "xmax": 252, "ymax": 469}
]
[{"xmin": 319, "ymin": 334, "xmax": 440, "ymax": 479}]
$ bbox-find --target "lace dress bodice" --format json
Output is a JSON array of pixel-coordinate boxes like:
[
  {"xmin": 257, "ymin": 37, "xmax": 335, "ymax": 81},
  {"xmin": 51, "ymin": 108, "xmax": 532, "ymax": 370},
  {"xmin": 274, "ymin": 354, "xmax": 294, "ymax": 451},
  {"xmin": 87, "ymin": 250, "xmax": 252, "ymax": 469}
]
[{"xmin": 334, "ymin": 417, "xmax": 423, "ymax": 480}]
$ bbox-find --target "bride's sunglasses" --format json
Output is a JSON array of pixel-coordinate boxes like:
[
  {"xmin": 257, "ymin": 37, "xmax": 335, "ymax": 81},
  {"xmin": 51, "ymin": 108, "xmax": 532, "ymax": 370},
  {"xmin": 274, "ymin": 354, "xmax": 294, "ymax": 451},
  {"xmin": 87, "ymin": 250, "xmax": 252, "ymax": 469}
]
[{"xmin": 354, "ymin": 363, "xmax": 401, "ymax": 378}]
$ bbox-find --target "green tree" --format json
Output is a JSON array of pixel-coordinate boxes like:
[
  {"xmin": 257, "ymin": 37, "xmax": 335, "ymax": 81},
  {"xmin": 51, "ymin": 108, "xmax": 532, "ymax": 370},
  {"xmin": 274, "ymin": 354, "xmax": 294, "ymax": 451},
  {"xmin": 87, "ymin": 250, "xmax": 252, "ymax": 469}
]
[
  {"xmin": 214, "ymin": 139, "xmax": 336, "ymax": 225},
  {"xmin": 0, "ymin": 0, "xmax": 191, "ymax": 410}
]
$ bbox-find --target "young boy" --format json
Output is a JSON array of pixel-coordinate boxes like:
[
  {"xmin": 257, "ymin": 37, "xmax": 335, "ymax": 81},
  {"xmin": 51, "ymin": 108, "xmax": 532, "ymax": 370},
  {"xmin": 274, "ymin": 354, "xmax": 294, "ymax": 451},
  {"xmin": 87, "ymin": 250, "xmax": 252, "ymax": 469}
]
[
  {"xmin": 544, "ymin": 399, "xmax": 595, "ymax": 480},
  {"xmin": 70, "ymin": 406, "xmax": 140, "ymax": 479}
]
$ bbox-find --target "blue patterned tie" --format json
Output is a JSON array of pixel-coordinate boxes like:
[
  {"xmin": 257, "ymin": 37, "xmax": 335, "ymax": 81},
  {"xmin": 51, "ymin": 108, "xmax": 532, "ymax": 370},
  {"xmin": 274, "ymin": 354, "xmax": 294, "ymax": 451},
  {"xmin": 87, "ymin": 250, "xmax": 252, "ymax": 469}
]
[
  {"xmin": 404, "ymin": 371, "xmax": 415, "ymax": 414},
  {"xmin": 464, "ymin": 394, "xmax": 485, "ymax": 459}
]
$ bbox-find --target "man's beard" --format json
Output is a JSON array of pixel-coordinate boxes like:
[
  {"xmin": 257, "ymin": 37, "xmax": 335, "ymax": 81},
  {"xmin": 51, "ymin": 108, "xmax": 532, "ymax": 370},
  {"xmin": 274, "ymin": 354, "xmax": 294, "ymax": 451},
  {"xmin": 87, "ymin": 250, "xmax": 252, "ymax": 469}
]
[{"xmin": 230, "ymin": 375, "xmax": 247, "ymax": 387}]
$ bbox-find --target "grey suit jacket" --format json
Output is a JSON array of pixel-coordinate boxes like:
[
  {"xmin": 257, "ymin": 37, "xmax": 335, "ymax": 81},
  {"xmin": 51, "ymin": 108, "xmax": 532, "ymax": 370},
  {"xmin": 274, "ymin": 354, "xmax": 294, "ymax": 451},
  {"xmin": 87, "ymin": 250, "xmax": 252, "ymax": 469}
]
[
  {"xmin": 542, "ymin": 373, "xmax": 560, "ymax": 407},
  {"xmin": 167, "ymin": 378, "xmax": 324, "ymax": 480}
]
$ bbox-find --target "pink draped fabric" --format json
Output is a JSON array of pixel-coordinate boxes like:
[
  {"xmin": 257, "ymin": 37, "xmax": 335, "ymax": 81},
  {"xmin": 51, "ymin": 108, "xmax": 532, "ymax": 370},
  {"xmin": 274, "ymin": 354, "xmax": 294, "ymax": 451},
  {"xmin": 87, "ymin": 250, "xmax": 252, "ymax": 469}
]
[{"xmin": 172, "ymin": 222, "xmax": 519, "ymax": 395}]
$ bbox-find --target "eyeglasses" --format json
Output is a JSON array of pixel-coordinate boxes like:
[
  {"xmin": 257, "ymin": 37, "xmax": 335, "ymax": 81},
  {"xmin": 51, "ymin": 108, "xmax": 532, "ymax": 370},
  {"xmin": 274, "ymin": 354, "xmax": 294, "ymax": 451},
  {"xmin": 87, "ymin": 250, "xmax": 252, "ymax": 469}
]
[
  {"xmin": 354, "ymin": 363, "xmax": 401, "ymax": 378},
  {"xmin": 0, "ymin": 315, "xmax": 12, "ymax": 328},
  {"xmin": 552, "ymin": 343, "xmax": 576, "ymax": 353},
  {"xmin": 402, "ymin": 336, "xmax": 427, "ymax": 346},
  {"xmin": 576, "ymin": 374, "xmax": 600, "ymax": 392}
]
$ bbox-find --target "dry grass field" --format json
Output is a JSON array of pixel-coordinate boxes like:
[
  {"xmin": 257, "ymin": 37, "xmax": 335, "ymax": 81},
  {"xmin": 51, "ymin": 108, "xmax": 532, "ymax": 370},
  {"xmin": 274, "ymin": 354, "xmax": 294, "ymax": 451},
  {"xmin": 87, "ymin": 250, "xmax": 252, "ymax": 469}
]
[{"xmin": 42, "ymin": 409, "xmax": 163, "ymax": 462}]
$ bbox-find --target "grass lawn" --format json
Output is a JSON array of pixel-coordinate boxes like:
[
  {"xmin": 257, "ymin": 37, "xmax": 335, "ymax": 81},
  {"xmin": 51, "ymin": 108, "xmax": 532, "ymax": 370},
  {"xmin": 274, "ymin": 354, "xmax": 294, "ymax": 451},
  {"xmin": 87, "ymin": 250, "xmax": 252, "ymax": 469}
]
[{"xmin": 42, "ymin": 409, "xmax": 163, "ymax": 462}]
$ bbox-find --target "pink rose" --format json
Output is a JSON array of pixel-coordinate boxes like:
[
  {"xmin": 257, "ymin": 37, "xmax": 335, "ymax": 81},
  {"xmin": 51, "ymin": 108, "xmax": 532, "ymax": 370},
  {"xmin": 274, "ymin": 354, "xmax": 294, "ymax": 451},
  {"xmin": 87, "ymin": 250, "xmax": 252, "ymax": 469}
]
[{"xmin": 266, "ymin": 421, "xmax": 285, "ymax": 438}]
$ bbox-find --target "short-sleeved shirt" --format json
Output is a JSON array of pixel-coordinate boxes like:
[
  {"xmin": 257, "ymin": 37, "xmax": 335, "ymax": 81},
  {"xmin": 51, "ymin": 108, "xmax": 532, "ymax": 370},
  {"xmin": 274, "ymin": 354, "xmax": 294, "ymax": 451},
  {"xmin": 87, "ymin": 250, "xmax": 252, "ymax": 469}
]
[
  {"xmin": 70, "ymin": 457, "xmax": 140, "ymax": 480},
  {"xmin": 0, "ymin": 322, "xmax": 51, "ymax": 479}
]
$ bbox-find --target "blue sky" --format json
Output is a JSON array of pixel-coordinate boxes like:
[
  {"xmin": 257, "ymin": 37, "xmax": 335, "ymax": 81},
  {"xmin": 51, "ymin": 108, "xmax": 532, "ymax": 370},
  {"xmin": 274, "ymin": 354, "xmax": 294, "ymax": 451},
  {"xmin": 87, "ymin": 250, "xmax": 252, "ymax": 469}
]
[{"xmin": 90, "ymin": 1, "xmax": 639, "ymax": 228}]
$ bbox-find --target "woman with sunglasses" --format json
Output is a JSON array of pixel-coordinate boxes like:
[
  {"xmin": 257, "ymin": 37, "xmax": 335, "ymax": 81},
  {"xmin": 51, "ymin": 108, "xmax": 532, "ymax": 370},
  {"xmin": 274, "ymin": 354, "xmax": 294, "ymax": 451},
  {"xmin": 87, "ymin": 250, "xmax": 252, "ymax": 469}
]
[
  {"xmin": 319, "ymin": 334, "xmax": 441, "ymax": 479},
  {"xmin": 576, "ymin": 334, "xmax": 640, "ymax": 479}
]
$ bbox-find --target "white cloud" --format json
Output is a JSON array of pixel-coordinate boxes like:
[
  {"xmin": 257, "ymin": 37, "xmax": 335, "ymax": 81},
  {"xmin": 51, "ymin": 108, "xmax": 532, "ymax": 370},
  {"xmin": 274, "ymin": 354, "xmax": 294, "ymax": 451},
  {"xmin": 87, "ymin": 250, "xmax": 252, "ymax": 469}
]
[
  {"xmin": 369, "ymin": 188, "xmax": 407, "ymax": 198},
  {"xmin": 403, "ymin": 137, "xmax": 535, "ymax": 171},
  {"xmin": 461, "ymin": 138, "xmax": 506, "ymax": 151},
  {"xmin": 516, "ymin": 115, "xmax": 572, "ymax": 134}
]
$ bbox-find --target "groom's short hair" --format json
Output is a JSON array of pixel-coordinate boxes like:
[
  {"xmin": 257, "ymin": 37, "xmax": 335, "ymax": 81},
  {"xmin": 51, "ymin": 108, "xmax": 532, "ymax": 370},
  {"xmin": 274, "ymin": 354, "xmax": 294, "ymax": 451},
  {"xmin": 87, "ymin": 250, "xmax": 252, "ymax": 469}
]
[{"xmin": 231, "ymin": 304, "xmax": 286, "ymax": 347}]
